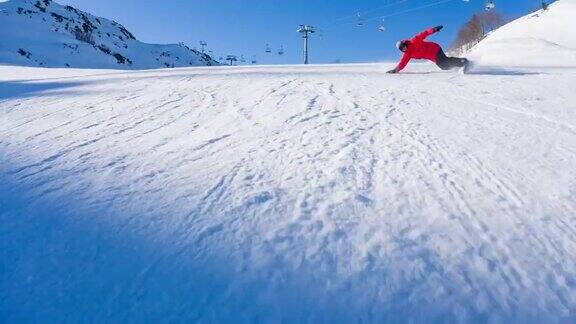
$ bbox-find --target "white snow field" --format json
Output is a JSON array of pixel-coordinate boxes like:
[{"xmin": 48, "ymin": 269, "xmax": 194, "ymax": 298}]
[
  {"xmin": 2, "ymin": 1, "xmax": 576, "ymax": 323},
  {"xmin": 1, "ymin": 62, "xmax": 576, "ymax": 322},
  {"xmin": 469, "ymin": 0, "xmax": 576, "ymax": 67}
]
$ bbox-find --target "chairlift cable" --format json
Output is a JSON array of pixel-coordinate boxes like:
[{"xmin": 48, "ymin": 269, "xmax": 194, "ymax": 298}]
[
  {"xmin": 357, "ymin": 0, "xmax": 456, "ymax": 25},
  {"xmin": 317, "ymin": 0, "xmax": 457, "ymax": 34}
]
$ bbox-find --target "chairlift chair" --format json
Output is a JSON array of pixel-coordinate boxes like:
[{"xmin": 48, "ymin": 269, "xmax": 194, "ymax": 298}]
[
  {"xmin": 485, "ymin": 0, "xmax": 495, "ymax": 11},
  {"xmin": 378, "ymin": 18, "xmax": 386, "ymax": 32},
  {"xmin": 356, "ymin": 12, "xmax": 364, "ymax": 27}
]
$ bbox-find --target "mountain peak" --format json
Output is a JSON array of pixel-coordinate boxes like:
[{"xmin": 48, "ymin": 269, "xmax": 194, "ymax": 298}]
[{"xmin": 0, "ymin": 0, "xmax": 219, "ymax": 69}]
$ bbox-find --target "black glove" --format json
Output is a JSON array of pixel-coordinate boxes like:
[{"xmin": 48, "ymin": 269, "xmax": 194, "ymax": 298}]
[
  {"xmin": 386, "ymin": 69, "xmax": 397, "ymax": 74},
  {"xmin": 433, "ymin": 25, "xmax": 443, "ymax": 32}
]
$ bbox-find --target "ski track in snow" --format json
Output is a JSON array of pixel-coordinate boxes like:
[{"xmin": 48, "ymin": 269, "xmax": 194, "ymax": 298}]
[{"xmin": 1, "ymin": 64, "xmax": 576, "ymax": 322}]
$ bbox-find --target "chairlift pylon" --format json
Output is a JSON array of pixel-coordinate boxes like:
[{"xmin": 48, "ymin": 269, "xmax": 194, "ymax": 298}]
[{"xmin": 226, "ymin": 55, "xmax": 238, "ymax": 66}]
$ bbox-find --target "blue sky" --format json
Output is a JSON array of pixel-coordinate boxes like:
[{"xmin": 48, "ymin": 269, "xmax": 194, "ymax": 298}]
[{"xmin": 56, "ymin": 0, "xmax": 541, "ymax": 64}]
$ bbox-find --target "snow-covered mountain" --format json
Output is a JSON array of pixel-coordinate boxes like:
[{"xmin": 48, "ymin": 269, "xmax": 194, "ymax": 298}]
[
  {"xmin": 0, "ymin": 0, "xmax": 219, "ymax": 69},
  {"xmin": 469, "ymin": 0, "xmax": 576, "ymax": 67}
]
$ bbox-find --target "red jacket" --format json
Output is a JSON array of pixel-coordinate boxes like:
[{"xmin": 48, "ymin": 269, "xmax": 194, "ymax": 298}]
[{"xmin": 394, "ymin": 27, "xmax": 441, "ymax": 72}]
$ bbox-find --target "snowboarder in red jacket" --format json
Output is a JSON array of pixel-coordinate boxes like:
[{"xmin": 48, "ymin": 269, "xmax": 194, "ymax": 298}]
[{"xmin": 387, "ymin": 26, "xmax": 469, "ymax": 73}]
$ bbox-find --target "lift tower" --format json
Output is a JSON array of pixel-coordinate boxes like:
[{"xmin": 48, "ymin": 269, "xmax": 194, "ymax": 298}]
[{"xmin": 297, "ymin": 25, "xmax": 315, "ymax": 65}]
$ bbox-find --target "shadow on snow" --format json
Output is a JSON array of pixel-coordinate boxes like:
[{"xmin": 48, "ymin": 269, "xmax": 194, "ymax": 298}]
[{"xmin": 0, "ymin": 80, "xmax": 93, "ymax": 101}]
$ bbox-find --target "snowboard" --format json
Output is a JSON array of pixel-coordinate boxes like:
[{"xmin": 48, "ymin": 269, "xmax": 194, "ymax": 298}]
[{"xmin": 461, "ymin": 59, "xmax": 474, "ymax": 74}]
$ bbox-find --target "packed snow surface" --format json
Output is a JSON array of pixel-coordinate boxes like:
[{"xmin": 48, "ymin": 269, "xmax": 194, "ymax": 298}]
[
  {"xmin": 1, "ymin": 62, "xmax": 576, "ymax": 322},
  {"xmin": 470, "ymin": 0, "xmax": 576, "ymax": 67},
  {"xmin": 2, "ymin": 1, "xmax": 576, "ymax": 321}
]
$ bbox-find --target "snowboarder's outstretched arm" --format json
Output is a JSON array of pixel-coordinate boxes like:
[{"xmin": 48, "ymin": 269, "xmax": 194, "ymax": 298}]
[
  {"xmin": 387, "ymin": 52, "xmax": 411, "ymax": 74},
  {"xmin": 412, "ymin": 25, "xmax": 443, "ymax": 42}
]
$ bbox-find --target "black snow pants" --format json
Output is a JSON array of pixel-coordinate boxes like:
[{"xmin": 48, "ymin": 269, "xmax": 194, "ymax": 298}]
[{"xmin": 436, "ymin": 49, "xmax": 468, "ymax": 70}]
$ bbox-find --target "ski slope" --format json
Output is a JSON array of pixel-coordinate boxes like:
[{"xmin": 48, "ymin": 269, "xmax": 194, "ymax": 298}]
[
  {"xmin": 2, "ymin": 0, "xmax": 576, "ymax": 321},
  {"xmin": 470, "ymin": 0, "xmax": 576, "ymax": 67},
  {"xmin": 1, "ymin": 62, "xmax": 576, "ymax": 322}
]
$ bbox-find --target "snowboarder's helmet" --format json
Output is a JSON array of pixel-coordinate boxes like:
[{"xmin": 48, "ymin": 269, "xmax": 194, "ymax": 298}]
[{"xmin": 396, "ymin": 40, "xmax": 409, "ymax": 52}]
